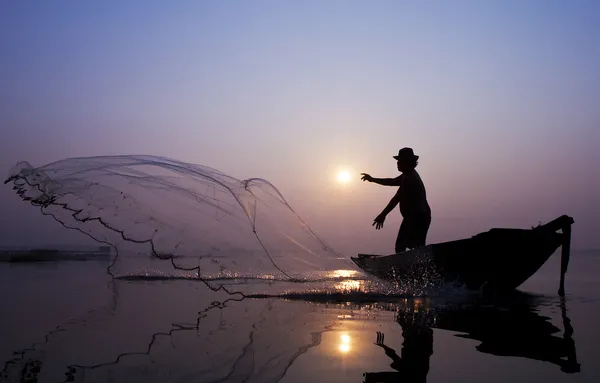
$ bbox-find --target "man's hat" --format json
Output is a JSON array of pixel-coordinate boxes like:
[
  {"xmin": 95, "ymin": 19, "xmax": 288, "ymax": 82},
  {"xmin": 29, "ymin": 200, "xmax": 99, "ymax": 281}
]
[{"xmin": 393, "ymin": 147, "xmax": 419, "ymax": 162}]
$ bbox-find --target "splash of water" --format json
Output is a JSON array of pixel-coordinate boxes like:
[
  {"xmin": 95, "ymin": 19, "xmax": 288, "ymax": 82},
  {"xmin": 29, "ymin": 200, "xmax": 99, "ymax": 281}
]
[{"xmin": 4, "ymin": 155, "xmax": 355, "ymax": 291}]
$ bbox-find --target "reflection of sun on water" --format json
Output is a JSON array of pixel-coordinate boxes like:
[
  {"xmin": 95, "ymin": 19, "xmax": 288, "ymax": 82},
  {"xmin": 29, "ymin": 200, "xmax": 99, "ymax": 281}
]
[
  {"xmin": 329, "ymin": 269, "xmax": 359, "ymax": 278},
  {"xmin": 328, "ymin": 269, "xmax": 365, "ymax": 292},
  {"xmin": 335, "ymin": 279, "xmax": 362, "ymax": 291},
  {"xmin": 339, "ymin": 333, "xmax": 351, "ymax": 353}
]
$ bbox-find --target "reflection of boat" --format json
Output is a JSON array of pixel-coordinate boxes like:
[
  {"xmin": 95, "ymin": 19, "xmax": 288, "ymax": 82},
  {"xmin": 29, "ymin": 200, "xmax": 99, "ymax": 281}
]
[
  {"xmin": 352, "ymin": 215, "xmax": 574, "ymax": 294},
  {"xmin": 364, "ymin": 293, "xmax": 580, "ymax": 382},
  {"xmin": 426, "ymin": 294, "xmax": 580, "ymax": 374}
]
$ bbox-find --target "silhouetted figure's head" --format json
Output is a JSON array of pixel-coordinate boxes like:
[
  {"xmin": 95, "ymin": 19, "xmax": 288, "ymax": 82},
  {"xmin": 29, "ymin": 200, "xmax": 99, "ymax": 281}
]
[{"xmin": 394, "ymin": 147, "xmax": 419, "ymax": 172}]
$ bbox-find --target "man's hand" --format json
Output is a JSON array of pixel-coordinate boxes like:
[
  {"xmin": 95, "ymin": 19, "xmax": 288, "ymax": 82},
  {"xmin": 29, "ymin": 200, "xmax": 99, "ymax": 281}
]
[
  {"xmin": 360, "ymin": 173, "xmax": 373, "ymax": 182},
  {"xmin": 375, "ymin": 331, "xmax": 385, "ymax": 346},
  {"xmin": 373, "ymin": 213, "xmax": 386, "ymax": 230}
]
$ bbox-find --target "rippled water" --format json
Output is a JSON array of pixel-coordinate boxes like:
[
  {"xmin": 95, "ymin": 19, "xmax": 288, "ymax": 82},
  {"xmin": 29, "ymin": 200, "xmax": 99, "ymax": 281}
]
[{"xmin": 1, "ymin": 250, "xmax": 599, "ymax": 382}]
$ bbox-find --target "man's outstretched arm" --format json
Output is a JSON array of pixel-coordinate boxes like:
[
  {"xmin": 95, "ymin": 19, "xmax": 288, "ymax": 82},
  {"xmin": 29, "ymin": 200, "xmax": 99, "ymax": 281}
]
[
  {"xmin": 361, "ymin": 173, "xmax": 402, "ymax": 186},
  {"xmin": 373, "ymin": 192, "xmax": 400, "ymax": 229},
  {"xmin": 380, "ymin": 193, "xmax": 400, "ymax": 216},
  {"xmin": 374, "ymin": 332, "xmax": 402, "ymax": 365}
]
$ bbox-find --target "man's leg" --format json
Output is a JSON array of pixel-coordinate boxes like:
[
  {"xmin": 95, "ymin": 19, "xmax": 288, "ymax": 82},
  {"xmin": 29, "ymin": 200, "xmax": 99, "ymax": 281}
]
[
  {"xmin": 412, "ymin": 215, "xmax": 431, "ymax": 247},
  {"xmin": 395, "ymin": 219, "xmax": 411, "ymax": 253}
]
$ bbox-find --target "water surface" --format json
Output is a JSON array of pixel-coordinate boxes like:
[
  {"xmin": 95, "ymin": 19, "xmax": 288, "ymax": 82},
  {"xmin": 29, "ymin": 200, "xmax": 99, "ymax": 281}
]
[{"xmin": 1, "ymin": 250, "xmax": 598, "ymax": 382}]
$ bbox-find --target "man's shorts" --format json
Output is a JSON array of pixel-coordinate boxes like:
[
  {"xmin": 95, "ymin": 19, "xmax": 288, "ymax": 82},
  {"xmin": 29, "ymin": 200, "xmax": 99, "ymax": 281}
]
[{"xmin": 395, "ymin": 214, "xmax": 431, "ymax": 253}]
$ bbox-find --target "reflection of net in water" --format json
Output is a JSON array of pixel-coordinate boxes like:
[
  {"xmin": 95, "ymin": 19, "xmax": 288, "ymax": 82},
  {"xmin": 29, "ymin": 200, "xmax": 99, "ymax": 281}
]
[
  {"xmin": 71, "ymin": 299, "xmax": 337, "ymax": 383},
  {"xmin": 2, "ymin": 296, "xmax": 342, "ymax": 383},
  {"xmin": 2, "ymin": 290, "xmax": 580, "ymax": 382},
  {"xmin": 5, "ymin": 155, "xmax": 353, "ymax": 291}
]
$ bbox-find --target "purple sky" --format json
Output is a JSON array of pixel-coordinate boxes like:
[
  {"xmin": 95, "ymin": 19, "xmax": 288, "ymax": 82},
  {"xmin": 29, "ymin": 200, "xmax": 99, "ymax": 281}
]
[{"xmin": 1, "ymin": 1, "xmax": 598, "ymax": 253}]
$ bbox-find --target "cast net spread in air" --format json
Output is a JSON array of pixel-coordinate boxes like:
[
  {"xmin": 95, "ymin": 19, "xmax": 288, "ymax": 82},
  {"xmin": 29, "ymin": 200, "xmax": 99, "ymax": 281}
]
[{"xmin": 5, "ymin": 155, "xmax": 354, "ymax": 292}]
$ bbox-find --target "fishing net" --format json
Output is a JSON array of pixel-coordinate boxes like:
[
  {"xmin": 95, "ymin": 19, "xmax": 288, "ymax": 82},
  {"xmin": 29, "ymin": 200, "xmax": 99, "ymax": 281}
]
[{"xmin": 4, "ymin": 155, "xmax": 353, "ymax": 292}]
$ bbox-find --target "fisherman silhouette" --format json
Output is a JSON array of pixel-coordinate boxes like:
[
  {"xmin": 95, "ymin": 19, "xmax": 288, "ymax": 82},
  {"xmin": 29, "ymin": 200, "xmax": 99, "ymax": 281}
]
[
  {"xmin": 361, "ymin": 148, "xmax": 431, "ymax": 253},
  {"xmin": 364, "ymin": 309, "xmax": 434, "ymax": 383}
]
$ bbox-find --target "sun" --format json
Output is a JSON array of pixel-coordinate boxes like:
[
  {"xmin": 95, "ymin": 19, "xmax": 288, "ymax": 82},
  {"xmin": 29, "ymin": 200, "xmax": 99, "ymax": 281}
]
[{"xmin": 337, "ymin": 170, "xmax": 351, "ymax": 183}]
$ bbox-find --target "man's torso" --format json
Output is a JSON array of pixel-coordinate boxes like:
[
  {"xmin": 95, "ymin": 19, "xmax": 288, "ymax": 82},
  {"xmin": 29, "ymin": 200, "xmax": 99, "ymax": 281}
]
[{"xmin": 396, "ymin": 170, "xmax": 431, "ymax": 217}]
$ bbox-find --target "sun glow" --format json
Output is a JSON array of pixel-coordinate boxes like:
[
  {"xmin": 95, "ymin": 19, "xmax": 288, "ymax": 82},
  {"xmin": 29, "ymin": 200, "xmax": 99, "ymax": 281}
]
[{"xmin": 337, "ymin": 170, "xmax": 351, "ymax": 183}]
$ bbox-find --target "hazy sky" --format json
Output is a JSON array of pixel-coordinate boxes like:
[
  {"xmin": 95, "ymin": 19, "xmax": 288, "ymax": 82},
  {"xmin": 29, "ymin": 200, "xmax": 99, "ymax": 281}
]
[{"xmin": 1, "ymin": 0, "xmax": 598, "ymax": 253}]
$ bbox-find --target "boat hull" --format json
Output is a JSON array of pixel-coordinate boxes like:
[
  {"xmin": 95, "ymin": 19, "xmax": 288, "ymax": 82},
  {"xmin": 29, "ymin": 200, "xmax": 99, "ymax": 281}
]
[{"xmin": 352, "ymin": 222, "xmax": 567, "ymax": 292}]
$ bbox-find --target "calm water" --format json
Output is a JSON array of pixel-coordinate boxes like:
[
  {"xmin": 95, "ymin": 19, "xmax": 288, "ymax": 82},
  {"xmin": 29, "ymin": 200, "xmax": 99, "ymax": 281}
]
[{"xmin": 1, "ymin": 250, "xmax": 599, "ymax": 382}]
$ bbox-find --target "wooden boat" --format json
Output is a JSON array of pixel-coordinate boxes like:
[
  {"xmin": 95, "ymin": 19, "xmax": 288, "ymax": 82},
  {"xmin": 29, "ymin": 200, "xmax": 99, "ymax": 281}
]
[{"xmin": 352, "ymin": 215, "xmax": 574, "ymax": 295}]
